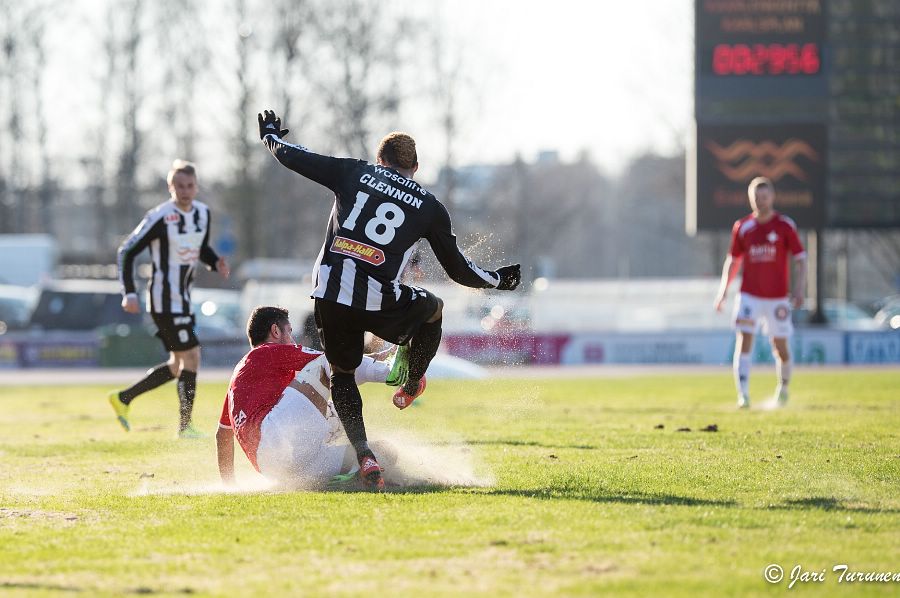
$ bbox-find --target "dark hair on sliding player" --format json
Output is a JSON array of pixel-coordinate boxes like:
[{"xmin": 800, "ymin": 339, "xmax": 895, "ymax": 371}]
[{"xmin": 246, "ymin": 306, "xmax": 290, "ymax": 346}]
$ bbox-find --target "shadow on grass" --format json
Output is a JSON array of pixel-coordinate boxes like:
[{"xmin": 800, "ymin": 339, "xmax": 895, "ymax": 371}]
[
  {"xmin": 325, "ymin": 483, "xmax": 734, "ymax": 507},
  {"xmin": 475, "ymin": 487, "xmax": 736, "ymax": 507},
  {"xmin": 0, "ymin": 582, "xmax": 82, "ymax": 592},
  {"xmin": 774, "ymin": 497, "xmax": 899, "ymax": 514},
  {"xmin": 433, "ymin": 439, "xmax": 599, "ymax": 451}
]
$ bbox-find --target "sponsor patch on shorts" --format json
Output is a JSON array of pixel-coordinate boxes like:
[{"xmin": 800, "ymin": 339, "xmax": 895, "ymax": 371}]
[
  {"xmin": 774, "ymin": 304, "xmax": 790, "ymax": 321},
  {"xmin": 330, "ymin": 236, "xmax": 385, "ymax": 266}
]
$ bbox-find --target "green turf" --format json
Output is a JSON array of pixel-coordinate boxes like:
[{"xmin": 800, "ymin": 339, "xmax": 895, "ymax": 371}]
[{"xmin": 1, "ymin": 370, "xmax": 898, "ymax": 596}]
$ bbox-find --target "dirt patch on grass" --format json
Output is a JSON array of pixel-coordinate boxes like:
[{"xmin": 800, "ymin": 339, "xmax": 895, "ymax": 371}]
[{"xmin": 0, "ymin": 507, "xmax": 81, "ymax": 524}]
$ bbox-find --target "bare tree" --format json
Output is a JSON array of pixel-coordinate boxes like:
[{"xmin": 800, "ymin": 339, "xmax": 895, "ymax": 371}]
[
  {"xmin": 424, "ymin": 17, "xmax": 476, "ymax": 214},
  {"xmin": 26, "ymin": 5, "xmax": 60, "ymax": 235},
  {"xmin": 111, "ymin": 0, "xmax": 146, "ymax": 234},
  {"xmin": 0, "ymin": 0, "xmax": 27, "ymax": 233},
  {"xmin": 151, "ymin": 0, "xmax": 210, "ymax": 160},
  {"xmin": 222, "ymin": 0, "xmax": 261, "ymax": 259},
  {"xmin": 310, "ymin": 1, "xmax": 415, "ymax": 158}
]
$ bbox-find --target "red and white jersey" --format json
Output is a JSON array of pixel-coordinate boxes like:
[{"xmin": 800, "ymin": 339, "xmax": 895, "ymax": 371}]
[
  {"xmin": 729, "ymin": 212, "xmax": 805, "ymax": 299},
  {"xmin": 219, "ymin": 343, "xmax": 322, "ymax": 470}
]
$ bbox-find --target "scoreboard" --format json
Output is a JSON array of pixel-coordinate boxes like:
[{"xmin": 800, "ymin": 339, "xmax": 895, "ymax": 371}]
[
  {"xmin": 690, "ymin": 1, "xmax": 900, "ymax": 232},
  {"xmin": 688, "ymin": 0, "xmax": 828, "ymax": 234}
]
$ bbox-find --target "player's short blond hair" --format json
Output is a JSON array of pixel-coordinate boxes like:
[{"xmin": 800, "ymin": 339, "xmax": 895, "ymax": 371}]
[
  {"xmin": 748, "ymin": 176, "xmax": 773, "ymax": 197},
  {"xmin": 376, "ymin": 132, "xmax": 417, "ymax": 170},
  {"xmin": 167, "ymin": 159, "xmax": 197, "ymax": 185}
]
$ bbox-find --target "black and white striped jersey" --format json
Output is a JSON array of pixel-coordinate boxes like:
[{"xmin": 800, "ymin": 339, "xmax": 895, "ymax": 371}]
[
  {"xmin": 263, "ymin": 134, "xmax": 501, "ymax": 311},
  {"xmin": 117, "ymin": 200, "xmax": 220, "ymax": 315}
]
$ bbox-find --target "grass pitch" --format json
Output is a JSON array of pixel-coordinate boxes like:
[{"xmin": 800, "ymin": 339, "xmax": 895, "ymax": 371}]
[{"xmin": 1, "ymin": 369, "xmax": 898, "ymax": 596}]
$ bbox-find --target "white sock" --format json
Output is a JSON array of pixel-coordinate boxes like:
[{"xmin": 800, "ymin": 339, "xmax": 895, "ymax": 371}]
[
  {"xmin": 354, "ymin": 356, "xmax": 390, "ymax": 385},
  {"xmin": 734, "ymin": 352, "xmax": 751, "ymax": 396},
  {"xmin": 776, "ymin": 359, "xmax": 791, "ymax": 389}
]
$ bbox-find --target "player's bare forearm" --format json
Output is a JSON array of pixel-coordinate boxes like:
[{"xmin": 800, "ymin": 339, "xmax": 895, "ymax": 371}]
[
  {"xmin": 791, "ymin": 256, "xmax": 808, "ymax": 307},
  {"xmin": 289, "ymin": 379, "xmax": 328, "ymax": 416},
  {"xmin": 217, "ymin": 257, "xmax": 231, "ymax": 279},
  {"xmin": 714, "ymin": 256, "xmax": 741, "ymax": 310},
  {"xmin": 216, "ymin": 427, "xmax": 235, "ymax": 485}
]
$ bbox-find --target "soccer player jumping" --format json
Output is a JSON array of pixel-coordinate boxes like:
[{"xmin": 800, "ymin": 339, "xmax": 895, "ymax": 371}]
[
  {"xmin": 258, "ymin": 110, "xmax": 521, "ymax": 490},
  {"xmin": 714, "ymin": 176, "xmax": 807, "ymax": 409}
]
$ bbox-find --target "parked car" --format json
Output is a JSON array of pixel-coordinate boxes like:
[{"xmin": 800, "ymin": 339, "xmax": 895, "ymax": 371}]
[
  {"xmin": 0, "ymin": 284, "xmax": 39, "ymax": 334},
  {"xmin": 191, "ymin": 288, "xmax": 244, "ymax": 338},
  {"xmin": 28, "ymin": 280, "xmax": 142, "ymax": 331},
  {"xmin": 793, "ymin": 299, "xmax": 882, "ymax": 330},
  {"xmin": 873, "ymin": 295, "xmax": 900, "ymax": 330}
]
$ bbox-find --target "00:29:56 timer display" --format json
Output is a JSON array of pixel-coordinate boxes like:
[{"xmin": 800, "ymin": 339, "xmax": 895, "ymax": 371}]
[{"xmin": 711, "ymin": 43, "xmax": 821, "ymax": 76}]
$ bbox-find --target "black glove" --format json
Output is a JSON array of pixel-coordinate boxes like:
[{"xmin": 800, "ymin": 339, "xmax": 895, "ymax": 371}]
[
  {"xmin": 258, "ymin": 110, "xmax": 290, "ymax": 140},
  {"xmin": 495, "ymin": 264, "xmax": 521, "ymax": 291}
]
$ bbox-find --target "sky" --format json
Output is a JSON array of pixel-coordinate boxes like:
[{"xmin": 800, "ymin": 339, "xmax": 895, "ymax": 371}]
[
  {"xmin": 429, "ymin": 0, "xmax": 694, "ymax": 174},
  {"xmin": 39, "ymin": 0, "xmax": 694, "ymax": 183}
]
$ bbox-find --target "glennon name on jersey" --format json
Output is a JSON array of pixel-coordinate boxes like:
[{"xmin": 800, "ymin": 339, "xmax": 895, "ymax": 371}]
[
  {"xmin": 262, "ymin": 134, "xmax": 502, "ymax": 312},
  {"xmin": 360, "ymin": 172, "xmax": 424, "ymax": 209}
]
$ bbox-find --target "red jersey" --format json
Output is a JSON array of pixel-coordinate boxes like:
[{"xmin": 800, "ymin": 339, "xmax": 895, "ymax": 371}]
[
  {"xmin": 729, "ymin": 212, "xmax": 805, "ymax": 298},
  {"xmin": 219, "ymin": 343, "xmax": 322, "ymax": 470}
]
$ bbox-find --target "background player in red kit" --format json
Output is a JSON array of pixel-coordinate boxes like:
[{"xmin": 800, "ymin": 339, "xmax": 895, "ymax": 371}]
[{"xmin": 714, "ymin": 177, "xmax": 807, "ymax": 409}]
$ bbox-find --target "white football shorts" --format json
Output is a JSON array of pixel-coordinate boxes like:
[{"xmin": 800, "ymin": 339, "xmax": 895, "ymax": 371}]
[
  {"xmin": 732, "ymin": 292, "xmax": 794, "ymax": 338},
  {"xmin": 255, "ymin": 386, "xmax": 349, "ymax": 487}
]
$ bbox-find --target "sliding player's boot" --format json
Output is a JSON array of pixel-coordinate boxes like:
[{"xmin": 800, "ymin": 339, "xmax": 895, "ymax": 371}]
[
  {"xmin": 384, "ymin": 344, "xmax": 409, "ymax": 387},
  {"xmin": 178, "ymin": 423, "xmax": 205, "ymax": 439},
  {"xmin": 327, "ymin": 472, "xmax": 361, "ymax": 491},
  {"xmin": 358, "ymin": 452, "xmax": 385, "ymax": 491},
  {"xmin": 392, "ymin": 376, "xmax": 426, "ymax": 410},
  {"xmin": 107, "ymin": 391, "xmax": 130, "ymax": 431}
]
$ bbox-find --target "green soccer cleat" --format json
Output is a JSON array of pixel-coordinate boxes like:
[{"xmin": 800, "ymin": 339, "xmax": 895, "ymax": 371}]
[
  {"xmin": 736, "ymin": 393, "xmax": 751, "ymax": 409},
  {"xmin": 108, "ymin": 392, "xmax": 130, "ymax": 431},
  {"xmin": 326, "ymin": 472, "xmax": 361, "ymax": 491},
  {"xmin": 384, "ymin": 344, "xmax": 409, "ymax": 388},
  {"xmin": 178, "ymin": 423, "xmax": 206, "ymax": 439}
]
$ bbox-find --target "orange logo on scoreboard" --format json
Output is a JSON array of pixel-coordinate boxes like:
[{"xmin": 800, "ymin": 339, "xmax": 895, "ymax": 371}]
[
  {"xmin": 330, "ymin": 236, "xmax": 386, "ymax": 266},
  {"xmin": 705, "ymin": 139, "xmax": 819, "ymax": 183}
]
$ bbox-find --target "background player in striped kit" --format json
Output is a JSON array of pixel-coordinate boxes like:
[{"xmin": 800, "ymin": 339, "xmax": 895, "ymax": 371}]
[
  {"xmin": 109, "ymin": 160, "xmax": 231, "ymax": 437},
  {"xmin": 258, "ymin": 110, "xmax": 521, "ymax": 489},
  {"xmin": 714, "ymin": 176, "xmax": 807, "ymax": 409}
]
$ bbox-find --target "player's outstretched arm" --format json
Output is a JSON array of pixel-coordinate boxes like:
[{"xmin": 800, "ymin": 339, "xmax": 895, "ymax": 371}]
[
  {"xmin": 198, "ymin": 208, "xmax": 225, "ymax": 276},
  {"xmin": 216, "ymin": 425, "xmax": 235, "ymax": 485},
  {"xmin": 791, "ymin": 255, "xmax": 807, "ymax": 308},
  {"xmin": 117, "ymin": 211, "xmax": 164, "ymax": 313},
  {"xmin": 426, "ymin": 203, "xmax": 521, "ymax": 290},
  {"xmin": 714, "ymin": 255, "xmax": 742, "ymax": 311},
  {"xmin": 257, "ymin": 109, "xmax": 348, "ymax": 191}
]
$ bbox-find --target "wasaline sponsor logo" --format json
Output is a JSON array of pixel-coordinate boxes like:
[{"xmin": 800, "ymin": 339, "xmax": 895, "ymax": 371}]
[{"xmin": 330, "ymin": 236, "xmax": 385, "ymax": 266}]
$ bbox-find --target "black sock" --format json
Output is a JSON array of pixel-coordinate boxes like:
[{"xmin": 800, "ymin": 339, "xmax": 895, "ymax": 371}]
[
  {"xmin": 404, "ymin": 318, "xmax": 442, "ymax": 393},
  {"xmin": 330, "ymin": 372, "xmax": 368, "ymax": 454},
  {"xmin": 120, "ymin": 363, "xmax": 175, "ymax": 405},
  {"xmin": 177, "ymin": 370, "xmax": 197, "ymax": 431}
]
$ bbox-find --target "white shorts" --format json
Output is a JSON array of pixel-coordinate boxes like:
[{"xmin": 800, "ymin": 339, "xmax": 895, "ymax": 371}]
[
  {"xmin": 255, "ymin": 387, "xmax": 350, "ymax": 488},
  {"xmin": 732, "ymin": 292, "xmax": 794, "ymax": 338}
]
